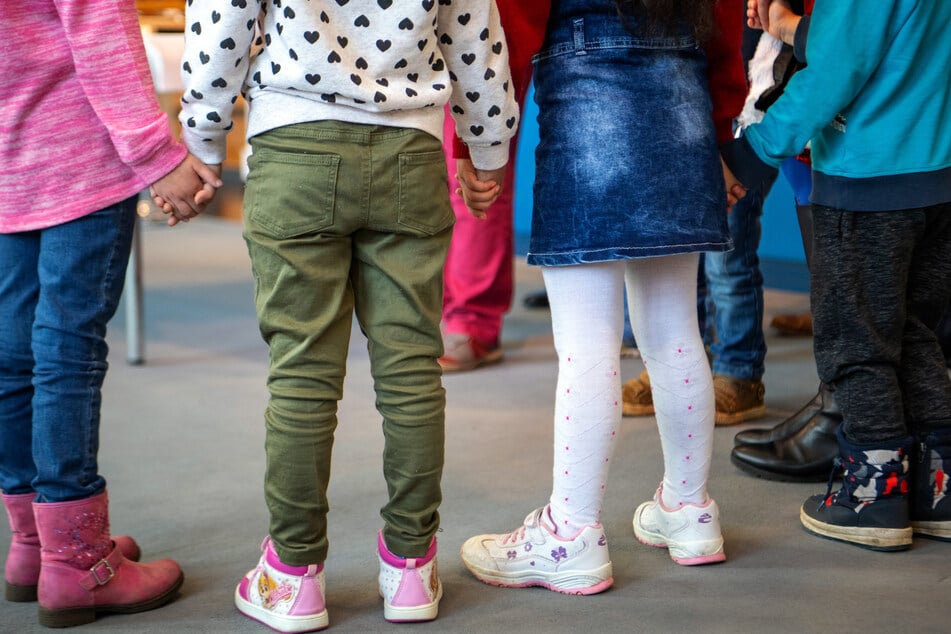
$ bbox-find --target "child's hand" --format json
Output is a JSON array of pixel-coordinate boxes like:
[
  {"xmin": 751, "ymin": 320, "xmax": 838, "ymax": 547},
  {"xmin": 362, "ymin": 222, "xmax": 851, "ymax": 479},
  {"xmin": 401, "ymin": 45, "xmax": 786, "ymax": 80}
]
[
  {"xmin": 721, "ymin": 156, "xmax": 748, "ymax": 212},
  {"xmin": 150, "ymin": 154, "xmax": 223, "ymax": 227},
  {"xmin": 455, "ymin": 158, "xmax": 505, "ymax": 219},
  {"xmin": 747, "ymin": 0, "xmax": 798, "ymax": 45}
]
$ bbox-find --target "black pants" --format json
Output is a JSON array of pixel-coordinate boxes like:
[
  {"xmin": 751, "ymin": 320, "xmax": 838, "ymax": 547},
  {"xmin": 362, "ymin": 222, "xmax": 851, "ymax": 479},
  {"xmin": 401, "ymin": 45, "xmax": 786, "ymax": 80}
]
[{"xmin": 811, "ymin": 202, "xmax": 951, "ymax": 443}]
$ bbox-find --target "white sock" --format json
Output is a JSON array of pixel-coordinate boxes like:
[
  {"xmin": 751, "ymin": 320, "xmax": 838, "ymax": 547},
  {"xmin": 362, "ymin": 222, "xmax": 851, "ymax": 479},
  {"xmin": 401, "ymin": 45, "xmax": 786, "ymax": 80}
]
[
  {"xmin": 543, "ymin": 262, "xmax": 624, "ymax": 533},
  {"xmin": 626, "ymin": 254, "xmax": 714, "ymax": 508}
]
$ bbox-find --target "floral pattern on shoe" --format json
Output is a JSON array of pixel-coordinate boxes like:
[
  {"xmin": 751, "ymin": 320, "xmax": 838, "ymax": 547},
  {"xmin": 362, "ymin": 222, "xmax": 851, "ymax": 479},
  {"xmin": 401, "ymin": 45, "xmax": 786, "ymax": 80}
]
[{"xmin": 461, "ymin": 505, "xmax": 613, "ymax": 595}]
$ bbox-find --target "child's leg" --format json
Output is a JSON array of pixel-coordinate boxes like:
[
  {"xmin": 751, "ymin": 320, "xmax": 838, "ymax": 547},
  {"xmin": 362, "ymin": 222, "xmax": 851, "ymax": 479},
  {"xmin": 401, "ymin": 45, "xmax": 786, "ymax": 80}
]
[
  {"xmin": 897, "ymin": 204, "xmax": 951, "ymax": 433},
  {"xmin": 27, "ymin": 201, "xmax": 136, "ymax": 503},
  {"xmin": 242, "ymin": 125, "xmax": 358, "ymax": 567},
  {"xmin": 354, "ymin": 128, "xmax": 452, "ymax": 560},
  {"xmin": 810, "ymin": 204, "xmax": 950, "ymax": 443},
  {"xmin": 542, "ymin": 261, "xmax": 624, "ymax": 533},
  {"xmin": 0, "ymin": 232, "xmax": 40, "ymax": 496},
  {"xmin": 626, "ymin": 253, "xmax": 715, "ymax": 507}
]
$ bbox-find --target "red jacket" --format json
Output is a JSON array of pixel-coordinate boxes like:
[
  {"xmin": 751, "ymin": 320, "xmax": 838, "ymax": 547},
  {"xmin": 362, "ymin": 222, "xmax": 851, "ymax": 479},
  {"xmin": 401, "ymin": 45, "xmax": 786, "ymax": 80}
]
[{"xmin": 707, "ymin": 0, "xmax": 747, "ymax": 143}]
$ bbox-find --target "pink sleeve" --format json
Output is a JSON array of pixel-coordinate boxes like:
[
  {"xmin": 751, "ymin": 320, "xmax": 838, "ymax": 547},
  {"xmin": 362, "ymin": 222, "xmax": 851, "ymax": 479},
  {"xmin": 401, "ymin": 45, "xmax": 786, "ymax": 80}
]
[{"xmin": 53, "ymin": 0, "xmax": 185, "ymax": 180}]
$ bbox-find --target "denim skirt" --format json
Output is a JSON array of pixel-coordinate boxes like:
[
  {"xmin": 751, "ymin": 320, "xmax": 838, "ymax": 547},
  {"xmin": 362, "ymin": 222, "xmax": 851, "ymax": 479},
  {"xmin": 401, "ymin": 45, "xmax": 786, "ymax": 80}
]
[{"xmin": 527, "ymin": 2, "xmax": 733, "ymax": 266}]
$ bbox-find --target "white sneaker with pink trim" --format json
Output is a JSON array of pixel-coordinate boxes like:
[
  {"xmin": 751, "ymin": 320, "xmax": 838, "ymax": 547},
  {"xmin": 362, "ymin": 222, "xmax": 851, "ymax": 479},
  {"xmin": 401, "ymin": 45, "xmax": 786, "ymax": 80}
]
[
  {"xmin": 234, "ymin": 537, "xmax": 329, "ymax": 632},
  {"xmin": 460, "ymin": 506, "xmax": 613, "ymax": 595},
  {"xmin": 632, "ymin": 486, "xmax": 726, "ymax": 566},
  {"xmin": 377, "ymin": 531, "xmax": 442, "ymax": 622}
]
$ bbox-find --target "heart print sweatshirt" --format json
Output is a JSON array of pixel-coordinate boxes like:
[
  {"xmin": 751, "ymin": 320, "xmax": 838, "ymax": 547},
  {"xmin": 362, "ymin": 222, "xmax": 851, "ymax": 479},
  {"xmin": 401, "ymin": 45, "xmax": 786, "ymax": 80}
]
[{"xmin": 180, "ymin": 0, "xmax": 519, "ymax": 171}]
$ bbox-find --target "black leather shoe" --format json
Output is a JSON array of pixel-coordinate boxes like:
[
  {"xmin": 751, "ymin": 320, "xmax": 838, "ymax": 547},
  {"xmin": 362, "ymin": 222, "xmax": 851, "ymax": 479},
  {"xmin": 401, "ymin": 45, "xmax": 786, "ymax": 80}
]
[
  {"xmin": 730, "ymin": 391, "xmax": 842, "ymax": 482},
  {"xmin": 733, "ymin": 383, "xmax": 833, "ymax": 446}
]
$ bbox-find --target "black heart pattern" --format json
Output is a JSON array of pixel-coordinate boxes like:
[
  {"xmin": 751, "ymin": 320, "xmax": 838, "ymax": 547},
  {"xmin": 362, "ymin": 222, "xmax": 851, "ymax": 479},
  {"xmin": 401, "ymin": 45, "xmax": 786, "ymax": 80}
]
[{"xmin": 181, "ymin": 0, "xmax": 516, "ymax": 159}]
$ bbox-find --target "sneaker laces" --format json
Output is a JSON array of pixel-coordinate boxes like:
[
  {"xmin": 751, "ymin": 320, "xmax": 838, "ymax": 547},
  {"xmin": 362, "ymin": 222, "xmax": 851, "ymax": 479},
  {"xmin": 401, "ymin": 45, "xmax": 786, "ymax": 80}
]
[
  {"xmin": 501, "ymin": 507, "xmax": 545, "ymax": 544},
  {"xmin": 501, "ymin": 526, "xmax": 527, "ymax": 544},
  {"xmin": 819, "ymin": 456, "xmax": 845, "ymax": 511}
]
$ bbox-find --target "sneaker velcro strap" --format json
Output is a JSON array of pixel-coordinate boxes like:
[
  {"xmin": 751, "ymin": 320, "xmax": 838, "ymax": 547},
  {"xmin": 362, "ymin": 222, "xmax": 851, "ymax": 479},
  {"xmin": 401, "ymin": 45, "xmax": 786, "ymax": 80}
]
[{"xmin": 79, "ymin": 547, "xmax": 123, "ymax": 590}]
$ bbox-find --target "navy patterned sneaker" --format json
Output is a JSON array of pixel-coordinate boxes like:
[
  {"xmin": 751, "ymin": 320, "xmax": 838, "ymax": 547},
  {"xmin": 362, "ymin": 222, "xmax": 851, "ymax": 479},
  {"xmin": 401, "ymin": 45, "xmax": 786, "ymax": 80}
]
[
  {"xmin": 911, "ymin": 429, "xmax": 951, "ymax": 542},
  {"xmin": 800, "ymin": 427, "xmax": 912, "ymax": 551}
]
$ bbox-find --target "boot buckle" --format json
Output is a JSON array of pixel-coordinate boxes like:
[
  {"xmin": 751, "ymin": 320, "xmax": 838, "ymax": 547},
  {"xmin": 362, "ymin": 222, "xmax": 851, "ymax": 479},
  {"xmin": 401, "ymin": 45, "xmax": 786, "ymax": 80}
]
[{"xmin": 89, "ymin": 558, "xmax": 116, "ymax": 586}]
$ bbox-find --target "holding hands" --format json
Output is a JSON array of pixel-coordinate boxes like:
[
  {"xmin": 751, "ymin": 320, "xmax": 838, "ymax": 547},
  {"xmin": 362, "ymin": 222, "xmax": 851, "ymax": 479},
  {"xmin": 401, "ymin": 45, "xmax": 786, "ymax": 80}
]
[
  {"xmin": 150, "ymin": 154, "xmax": 223, "ymax": 226},
  {"xmin": 454, "ymin": 159, "xmax": 506, "ymax": 219}
]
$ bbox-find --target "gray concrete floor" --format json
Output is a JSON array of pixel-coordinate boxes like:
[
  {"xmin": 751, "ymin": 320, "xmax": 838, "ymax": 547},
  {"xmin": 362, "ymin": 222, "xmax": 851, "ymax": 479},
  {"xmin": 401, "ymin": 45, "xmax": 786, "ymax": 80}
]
[{"xmin": 2, "ymin": 217, "xmax": 949, "ymax": 633}]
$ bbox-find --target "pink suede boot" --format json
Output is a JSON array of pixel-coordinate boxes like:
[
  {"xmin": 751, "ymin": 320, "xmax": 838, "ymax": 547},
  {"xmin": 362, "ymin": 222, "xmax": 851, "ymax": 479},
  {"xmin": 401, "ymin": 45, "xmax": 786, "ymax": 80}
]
[
  {"xmin": 33, "ymin": 491, "xmax": 182, "ymax": 627},
  {"xmin": 2, "ymin": 492, "xmax": 141, "ymax": 603}
]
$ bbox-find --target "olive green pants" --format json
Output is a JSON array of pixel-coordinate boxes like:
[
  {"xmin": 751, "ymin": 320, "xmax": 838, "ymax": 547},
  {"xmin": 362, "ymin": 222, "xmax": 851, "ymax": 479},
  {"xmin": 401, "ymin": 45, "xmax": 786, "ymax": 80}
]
[{"xmin": 242, "ymin": 121, "xmax": 452, "ymax": 564}]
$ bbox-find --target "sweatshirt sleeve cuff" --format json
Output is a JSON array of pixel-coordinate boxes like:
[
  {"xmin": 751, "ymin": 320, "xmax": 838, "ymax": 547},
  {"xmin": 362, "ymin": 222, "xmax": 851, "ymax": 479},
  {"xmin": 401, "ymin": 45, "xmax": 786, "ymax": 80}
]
[
  {"xmin": 181, "ymin": 129, "xmax": 227, "ymax": 167},
  {"xmin": 467, "ymin": 142, "xmax": 511, "ymax": 172},
  {"xmin": 720, "ymin": 135, "xmax": 778, "ymax": 192}
]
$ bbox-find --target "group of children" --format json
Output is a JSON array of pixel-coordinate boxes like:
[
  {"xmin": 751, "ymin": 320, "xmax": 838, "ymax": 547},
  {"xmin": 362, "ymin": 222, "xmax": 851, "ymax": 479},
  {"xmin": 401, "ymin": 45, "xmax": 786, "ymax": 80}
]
[{"xmin": 2, "ymin": 0, "xmax": 949, "ymax": 631}]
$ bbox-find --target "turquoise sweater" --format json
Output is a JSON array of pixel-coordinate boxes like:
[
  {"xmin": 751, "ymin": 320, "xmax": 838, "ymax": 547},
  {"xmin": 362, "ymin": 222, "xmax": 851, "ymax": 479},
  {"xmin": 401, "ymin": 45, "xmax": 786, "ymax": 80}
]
[{"xmin": 740, "ymin": 0, "xmax": 951, "ymax": 211}]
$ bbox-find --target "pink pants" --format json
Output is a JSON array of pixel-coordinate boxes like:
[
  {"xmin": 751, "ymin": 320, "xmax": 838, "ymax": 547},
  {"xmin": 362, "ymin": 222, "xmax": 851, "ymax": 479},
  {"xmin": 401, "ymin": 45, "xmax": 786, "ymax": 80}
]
[{"xmin": 441, "ymin": 64, "xmax": 532, "ymax": 346}]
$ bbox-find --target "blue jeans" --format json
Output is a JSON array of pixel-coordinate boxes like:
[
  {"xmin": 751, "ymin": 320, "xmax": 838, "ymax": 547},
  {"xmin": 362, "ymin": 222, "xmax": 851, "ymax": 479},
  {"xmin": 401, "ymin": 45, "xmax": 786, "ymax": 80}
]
[
  {"xmin": 704, "ymin": 175, "xmax": 777, "ymax": 381},
  {"xmin": 0, "ymin": 199, "xmax": 136, "ymax": 501}
]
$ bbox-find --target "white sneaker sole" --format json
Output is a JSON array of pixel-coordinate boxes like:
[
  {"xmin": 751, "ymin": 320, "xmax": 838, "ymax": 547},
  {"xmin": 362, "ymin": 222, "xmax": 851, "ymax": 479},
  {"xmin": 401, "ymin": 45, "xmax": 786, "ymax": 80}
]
[
  {"xmin": 382, "ymin": 581, "xmax": 442, "ymax": 622},
  {"xmin": 461, "ymin": 556, "xmax": 613, "ymax": 595},
  {"xmin": 800, "ymin": 507, "xmax": 912, "ymax": 551},
  {"xmin": 235, "ymin": 585, "xmax": 329, "ymax": 633}
]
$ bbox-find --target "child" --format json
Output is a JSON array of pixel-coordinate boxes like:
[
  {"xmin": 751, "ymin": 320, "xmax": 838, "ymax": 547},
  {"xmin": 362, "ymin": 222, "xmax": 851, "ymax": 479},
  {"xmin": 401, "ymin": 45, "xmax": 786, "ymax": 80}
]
[
  {"xmin": 724, "ymin": 0, "xmax": 951, "ymax": 550},
  {"xmin": 460, "ymin": 0, "xmax": 745, "ymax": 594},
  {"xmin": 0, "ymin": 0, "xmax": 219, "ymax": 628},
  {"xmin": 438, "ymin": 0, "xmax": 550, "ymax": 372},
  {"xmin": 177, "ymin": 0, "xmax": 518, "ymax": 629}
]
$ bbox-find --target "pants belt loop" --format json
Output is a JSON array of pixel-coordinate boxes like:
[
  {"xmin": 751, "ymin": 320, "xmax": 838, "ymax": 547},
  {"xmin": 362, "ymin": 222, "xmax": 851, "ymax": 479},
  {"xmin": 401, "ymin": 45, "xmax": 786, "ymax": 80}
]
[{"xmin": 573, "ymin": 18, "xmax": 586, "ymax": 55}]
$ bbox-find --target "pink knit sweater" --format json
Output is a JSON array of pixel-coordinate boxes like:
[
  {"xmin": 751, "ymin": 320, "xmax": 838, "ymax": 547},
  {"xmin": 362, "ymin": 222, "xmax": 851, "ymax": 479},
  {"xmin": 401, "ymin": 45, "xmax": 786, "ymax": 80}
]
[{"xmin": 0, "ymin": 1, "xmax": 186, "ymax": 233}]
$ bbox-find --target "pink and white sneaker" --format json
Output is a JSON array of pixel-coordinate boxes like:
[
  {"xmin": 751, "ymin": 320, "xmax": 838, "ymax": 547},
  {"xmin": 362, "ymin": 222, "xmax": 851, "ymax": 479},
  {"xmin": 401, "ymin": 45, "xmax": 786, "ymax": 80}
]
[
  {"xmin": 460, "ymin": 506, "xmax": 613, "ymax": 595},
  {"xmin": 632, "ymin": 486, "xmax": 726, "ymax": 566},
  {"xmin": 234, "ymin": 537, "xmax": 329, "ymax": 633},
  {"xmin": 377, "ymin": 531, "xmax": 442, "ymax": 622}
]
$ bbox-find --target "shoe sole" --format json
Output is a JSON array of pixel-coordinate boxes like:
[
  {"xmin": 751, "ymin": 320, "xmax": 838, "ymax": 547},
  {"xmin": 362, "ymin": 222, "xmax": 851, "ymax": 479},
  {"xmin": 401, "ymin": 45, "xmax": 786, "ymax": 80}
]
[
  {"xmin": 632, "ymin": 506, "xmax": 726, "ymax": 566},
  {"xmin": 382, "ymin": 581, "xmax": 442, "ymax": 622},
  {"xmin": 799, "ymin": 508, "xmax": 912, "ymax": 551},
  {"xmin": 5, "ymin": 580, "xmax": 37, "ymax": 602},
  {"xmin": 438, "ymin": 349, "xmax": 504, "ymax": 373},
  {"xmin": 729, "ymin": 452, "xmax": 833, "ymax": 483},
  {"xmin": 911, "ymin": 521, "xmax": 951, "ymax": 542},
  {"xmin": 38, "ymin": 572, "xmax": 184, "ymax": 628},
  {"xmin": 461, "ymin": 558, "xmax": 613, "ymax": 595},
  {"xmin": 235, "ymin": 585, "xmax": 329, "ymax": 632},
  {"xmin": 715, "ymin": 405, "xmax": 767, "ymax": 426}
]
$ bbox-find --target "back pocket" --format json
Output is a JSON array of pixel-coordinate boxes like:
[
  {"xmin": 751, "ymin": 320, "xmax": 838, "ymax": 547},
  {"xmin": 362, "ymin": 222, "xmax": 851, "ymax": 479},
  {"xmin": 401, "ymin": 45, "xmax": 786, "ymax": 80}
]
[
  {"xmin": 245, "ymin": 148, "xmax": 340, "ymax": 239},
  {"xmin": 397, "ymin": 149, "xmax": 454, "ymax": 235}
]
